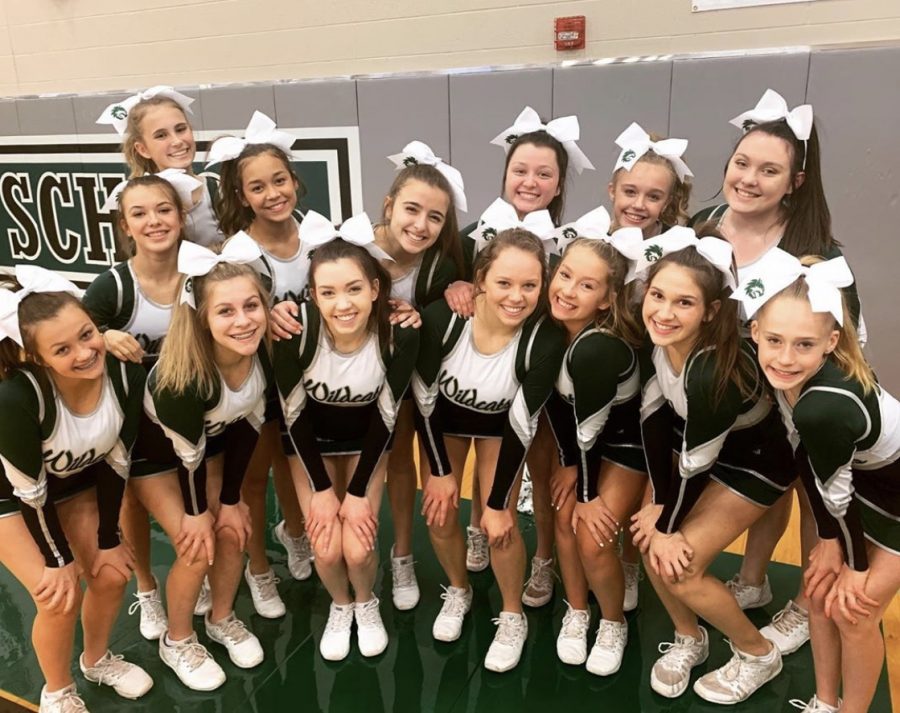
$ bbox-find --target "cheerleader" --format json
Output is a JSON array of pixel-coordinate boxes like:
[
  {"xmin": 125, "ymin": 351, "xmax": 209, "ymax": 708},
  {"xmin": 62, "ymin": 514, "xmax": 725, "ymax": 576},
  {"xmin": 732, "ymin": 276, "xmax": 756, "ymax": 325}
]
[
  {"xmin": 145, "ymin": 235, "xmax": 272, "ymax": 688},
  {"xmin": 735, "ymin": 250, "xmax": 900, "ymax": 713},
  {"xmin": 0, "ymin": 268, "xmax": 152, "ymax": 711},
  {"xmin": 541, "ymin": 224, "xmax": 647, "ymax": 673},
  {"xmin": 629, "ymin": 227, "xmax": 795, "ymax": 704},
  {"xmin": 414, "ymin": 228, "xmax": 565, "ymax": 671},
  {"xmin": 273, "ymin": 215, "xmax": 418, "ymax": 661}
]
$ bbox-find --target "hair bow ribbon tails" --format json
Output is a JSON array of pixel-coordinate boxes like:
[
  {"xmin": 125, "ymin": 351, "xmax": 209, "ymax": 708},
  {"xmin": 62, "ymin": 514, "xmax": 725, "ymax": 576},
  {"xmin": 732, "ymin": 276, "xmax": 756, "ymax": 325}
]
[
  {"xmin": 635, "ymin": 226, "xmax": 736, "ymax": 290},
  {"xmin": 490, "ymin": 106, "xmax": 595, "ymax": 174},
  {"xmin": 177, "ymin": 232, "xmax": 262, "ymax": 308},
  {"xmin": 470, "ymin": 198, "xmax": 556, "ymax": 256},
  {"xmin": 205, "ymin": 111, "xmax": 297, "ymax": 166},
  {"xmin": 0, "ymin": 266, "xmax": 83, "ymax": 346},
  {"xmin": 299, "ymin": 211, "xmax": 394, "ymax": 263},
  {"xmin": 387, "ymin": 141, "xmax": 468, "ymax": 212},
  {"xmin": 96, "ymin": 85, "xmax": 194, "ymax": 136},
  {"xmin": 614, "ymin": 122, "xmax": 693, "ymax": 181},
  {"xmin": 102, "ymin": 168, "xmax": 203, "ymax": 213}
]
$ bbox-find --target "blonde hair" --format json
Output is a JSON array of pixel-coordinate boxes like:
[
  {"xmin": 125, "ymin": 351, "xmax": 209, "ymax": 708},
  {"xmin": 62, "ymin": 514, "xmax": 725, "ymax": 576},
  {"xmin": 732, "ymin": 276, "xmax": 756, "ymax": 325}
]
[
  {"xmin": 121, "ymin": 97, "xmax": 192, "ymax": 177},
  {"xmin": 114, "ymin": 175, "xmax": 187, "ymax": 257},
  {"xmin": 155, "ymin": 256, "xmax": 270, "ymax": 398}
]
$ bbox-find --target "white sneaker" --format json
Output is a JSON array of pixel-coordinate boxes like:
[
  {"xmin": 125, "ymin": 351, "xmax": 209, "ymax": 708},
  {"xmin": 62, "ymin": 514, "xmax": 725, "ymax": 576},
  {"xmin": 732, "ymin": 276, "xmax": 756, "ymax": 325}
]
[
  {"xmin": 159, "ymin": 632, "xmax": 225, "ymax": 691},
  {"xmin": 274, "ymin": 520, "xmax": 313, "ymax": 581},
  {"xmin": 432, "ymin": 585, "xmax": 473, "ymax": 642},
  {"xmin": 586, "ymin": 619, "xmax": 628, "ymax": 676},
  {"xmin": 789, "ymin": 694, "xmax": 842, "ymax": 712},
  {"xmin": 244, "ymin": 563, "xmax": 286, "ymax": 619},
  {"xmin": 320, "ymin": 601, "xmax": 354, "ymax": 661},
  {"xmin": 760, "ymin": 599, "xmax": 810, "ymax": 655},
  {"xmin": 128, "ymin": 577, "xmax": 168, "ymax": 640},
  {"xmin": 79, "ymin": 650, "xmax": 152, "ymax": 700},
  {"xmin": 204, "ymin": 612, "xmax": 264, "ymax": 668},
  {"xmin": 39, "ymin": 683, "xmax": 88, "ymax": 713},
  {"xmin": 484, "ymin": 611, "xmax": 528, "ymax": 672},
  {"xmin": 466, "ymin": 526, "xmax": 490, "ymax": 572},
  {"xmin": 193, "ymin": 575, "xmax": 212, "ymax": 616},
  {"xmin": 556, "ymin": 603, "xmax": 589, "ymax": 665},
  {"xmin": 355, "ymin": 597, "xmax": 389, "ymax": 657},
  {"xmin": 693, "ymin": 640, "xmax": 783, "ymax": 704},
  {"xmin": 522, "ymin": 556, "xmax": 555, "ymax": 607},
  {"xmin": 726, "ymin": 574, "xmax": 773, "ymax": 610},
  {"xmin": 650, "ymin": 626, "xmax": 709, "ymax": 698},
  {"xmin": 390, "ymin": 546, "xmax": 420, "ymax": 610},
  {"xmin": 622, "ymin": 561, "xmax": 641, "ymax": 612}
]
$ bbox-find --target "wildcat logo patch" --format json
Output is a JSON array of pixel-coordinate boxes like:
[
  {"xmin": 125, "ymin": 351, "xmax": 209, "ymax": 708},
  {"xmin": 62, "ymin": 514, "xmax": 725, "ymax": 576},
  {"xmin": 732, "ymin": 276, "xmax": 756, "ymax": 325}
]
[
  {"xmin": 744, "ymin": 278, "xmax": 765, "ymax": 299},
  {"xmin": 643, "ymin": 244, "xmax": 663, "ymax": 262}
]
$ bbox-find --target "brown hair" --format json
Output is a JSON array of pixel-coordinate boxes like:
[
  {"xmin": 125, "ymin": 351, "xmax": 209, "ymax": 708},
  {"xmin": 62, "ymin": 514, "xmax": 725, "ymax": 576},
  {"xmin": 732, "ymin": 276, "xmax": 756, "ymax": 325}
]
[
  {"xmin": 215, "ymin": 143, "xmax": 307, "ymax": 237},
  {"xmin": 113, "ymin": 174, "xmax": 187, "ymax": 257},
  {"xmin": 472, "ymin": 228, "xmax": 549, "ymax": 312},
  {"xmin": 502, "ymin": 131, "xmax": 568, "ymax": 225},
  {"xmin": 121, "ymin": 96, "xmax": 192, "ymax": 177}
]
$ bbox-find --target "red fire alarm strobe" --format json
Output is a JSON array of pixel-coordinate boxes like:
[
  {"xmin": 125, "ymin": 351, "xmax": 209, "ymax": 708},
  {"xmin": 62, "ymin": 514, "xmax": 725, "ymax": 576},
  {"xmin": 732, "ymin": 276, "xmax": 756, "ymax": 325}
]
[{"xmin": 555, "ymin": 15, "xmax": 586, "ymax": 51}]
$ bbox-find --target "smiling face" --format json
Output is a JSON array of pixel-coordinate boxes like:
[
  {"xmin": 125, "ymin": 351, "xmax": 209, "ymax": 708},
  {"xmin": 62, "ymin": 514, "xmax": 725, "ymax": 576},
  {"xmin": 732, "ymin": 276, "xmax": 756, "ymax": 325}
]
[
  {"xmin": 503, "ymin": 142, "xmax": 561, "ymax": 218},
  {"xmin": 383, "ymin": 178, "xmax": 449, "ymax": 257},
  {"xmin": 608, "ymin": 161, "xmax": 674, "ymax": 236},
  {"xmin": 642, "ymin": 263, "xmax": 716, "ymax": 357},
  {"xmin": 312, "ymin": 257, "xmax": 378, "ymax": 341},
  {"xmin": 30, "ymin": 302, "xmax": 106, "ymax": 383},
  {"xmin": 119, "ymin": 183, "xmax": 182, "ymax": 257},
  {"xmin": 134, "ymin": 103, "xmax": 195, "ymax": 171},
  {"xmin": 752, "ymin": 294, "xmax": 838, "ymax": 396},
  {"xmin": 549, "ymin": 244, "xmax": 611, "ymax": 333},
  {"xmin": 724, "ymin": 131, "xmax": 801, "ymax": 220},
  {"xmin": 239, "ymin": 151, "xmax": 299, "ymax": 225},
  {"xmin": 204, "ymin": 276, "xmax": 267, "ymax": 361},
  {"xmin": 476, "ymin": 246, "xmax": 543, "ymax": 329}
]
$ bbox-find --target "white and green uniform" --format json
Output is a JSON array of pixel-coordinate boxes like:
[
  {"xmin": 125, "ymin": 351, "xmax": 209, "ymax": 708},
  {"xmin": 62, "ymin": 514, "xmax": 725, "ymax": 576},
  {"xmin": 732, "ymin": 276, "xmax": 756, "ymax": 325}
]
[
  {"xmin": 544, "ymin": 325, "xmax": 644, "ymax": 503},
  {"xmin": 247, "ymin": 218, "xmax": 311, "ymax": 305},
  {"xmin": 144, "ymin": 345, "xmax": 272, "ymax": 515},
  {"xmin": 185, "ymin": 180, "xmax": 224, "ymax": 247},
  {"xmin": 413, "ymin": 300, "xmax": 565, "ymax": 510},
  {"xmin": 640, "ymin": 341, "xmax": 794, "ymax": 533},
  {"xmin": 0, "ymin": 356, "xmax": 145, "ymax": 567},
  {"xmin": 389, "ymin": 242, "xmax": 460, "ymax": 309},
  {"xmin": 273, "ymin": 301, "xmax": 419, "ymax": 497},
  {"xmin": 777, "ymin": 360, "xmax": 900, "ymax": 570}
]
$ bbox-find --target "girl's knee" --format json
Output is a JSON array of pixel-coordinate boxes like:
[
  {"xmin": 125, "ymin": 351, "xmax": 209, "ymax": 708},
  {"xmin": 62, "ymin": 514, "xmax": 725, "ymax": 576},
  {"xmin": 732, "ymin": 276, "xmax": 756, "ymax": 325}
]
[
  {"xmin": 87, "ymin": 565, "xmax": 129, "ymax": 596},
  {"xmin": 343, "ymin": 540, "xmax": 374, "ymax": 571}
]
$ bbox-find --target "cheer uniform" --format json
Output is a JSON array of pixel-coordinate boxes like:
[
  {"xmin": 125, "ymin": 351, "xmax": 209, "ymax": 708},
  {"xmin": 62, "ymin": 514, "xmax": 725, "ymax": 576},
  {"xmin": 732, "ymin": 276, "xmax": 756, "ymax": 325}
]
[
  {"xmin": 0, "ymin": 356, "xmax": 144, "ymax": 566},
  {"xmin": 184, "ymin": 179, "xmax": 224, "ymax": 247},
  {"xmin": 413, "ymin": 300, "xmax": 565, "ymax": 509},
  {"xmin": 543, "ymin": 325, "xmax": 644, "ymax": 503},
  {"xmin": 144, "ymin": 345, "xmax": 271, "ymax": 515},
  {"xmin": 389, "ymin": 242, "xmax": 458, "ymax": 309},
  {"xmin": 777, "ymin": 360, "xmax": 900, "ymax": 570},
  {"xmin": 640, "ymin": 342, "xmax": 794, "ymax": 533},
  {"xmin": 274, "ymin": 301, "xmax": 419, "ymax": 497}
]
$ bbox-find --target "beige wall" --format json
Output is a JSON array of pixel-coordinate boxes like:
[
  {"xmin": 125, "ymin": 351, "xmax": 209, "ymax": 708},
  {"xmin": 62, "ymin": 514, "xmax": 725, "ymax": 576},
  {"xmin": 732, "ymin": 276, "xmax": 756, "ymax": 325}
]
[{"xmin": 0, "ymin": 0, "xmax": 899, "ymax": 97}]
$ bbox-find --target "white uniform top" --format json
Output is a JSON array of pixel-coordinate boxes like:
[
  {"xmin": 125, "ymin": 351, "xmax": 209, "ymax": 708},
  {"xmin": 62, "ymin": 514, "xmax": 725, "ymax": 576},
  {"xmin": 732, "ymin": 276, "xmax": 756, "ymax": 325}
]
[
  {"xmin": 390, "ymin": 264, "xmax": 419, "ymax": 307},
  {"xmin": 262, "ymin": 237, "xmax": 310, "ymax": 303},
  {"xmin": 204, "ymin": 358, "xmax": 267, "ymax": 436},
  {"xmin": 304, "ymin": 330, "xmax": 385, "ymax": 407},
  {"xmin": 651, "ymin": 347, "xmax": 689, "ymax": 419},
  {"xmin": 184, "ymin": 184, "xmax": 223, "ymax": 247},
  {"xmin": 123, "ymin": 262, "xmax": 172, "ymax": 351}
]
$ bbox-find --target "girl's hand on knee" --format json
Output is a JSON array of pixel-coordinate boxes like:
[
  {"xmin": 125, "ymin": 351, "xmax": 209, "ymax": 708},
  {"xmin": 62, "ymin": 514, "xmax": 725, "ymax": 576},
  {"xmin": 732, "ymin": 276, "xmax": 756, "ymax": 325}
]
[
  {"xmin": 804, "ymin": 537, "xmax": 843, "ymax": 600},
  {"xmin": 33, "ymin": 563, "xmax": 79, "ymax": 614},
  {"xmin": 825, "ymin": 565, "xmax": 878, "ymax": 625},
  {"xmin": 270, "ymin": 301, "xmax": 303, "ymax": 341},
  {"xmin": 480, "ymin": 507, "xmax": 515, "ymax": 549},
  {"xmin": 572, "ymin": 497, "xmax": 619, "ymax": 549},
  {"xmin": 388, "ymin": 299, "xmax": 422, "ymax": 329},
  {"xmin": 422, "ymin": 474, "xmax": 459, "ymax": 528},
  {"xmin": 308, "ymin": 488, "xmax": 341, "ymax": 553},
  {"xmin": 176, "ymin": 511, "xmax": 216, "ymax": 566},
  {"xmin": 648, "ymin": 531, "xmax": 693, "ymax": 583},
  {"xmin": 339, "ymin": 494, "xmax": 378, "ymax": 551},
  {"xmin": 549, "ymin": 466, "xmax": 576, "ymax": 512},
  {"xmin": 630, "ymin": 502, "xmax": 662, "ymax": 554},
  {"xmin": 90, "ymin": 542, "xmax": 136, "ymax": 581},
  {"xmin": 444, "ymin": 281, "xmax": 475, "ymax": 317},
  {"xmin": 215, "ymin": 501, "xmax": 252, "ymax": 552}
]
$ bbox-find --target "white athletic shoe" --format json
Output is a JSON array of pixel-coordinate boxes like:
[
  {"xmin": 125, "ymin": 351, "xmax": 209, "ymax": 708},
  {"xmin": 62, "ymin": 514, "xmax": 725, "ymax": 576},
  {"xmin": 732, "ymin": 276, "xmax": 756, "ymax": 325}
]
[
  {"xmin": 244, "ymin": 563, "xmax": 286, "ymax": 619},
  {"xmin": 521, "ymin": 556, "xmax": 555, "ymax": 607},
  {"xmin": 726, "ymin": 574, "xmax": 773, "ymax": 610},
  {"xmin": 193, "ymin": 575, "xmax": 212, "ymax": 616},
  {"xmin": 204, "ymin": 612, "xmax": 264, "ymax": 668},
  {"xmin": 274, "ymin": 520, "xmax": 313, "ymax": 581},
  {"xmin": 622, "ymin": 561, "xmax": 641, "ymax": 612},
  {"xmin": 760, "ymin": 599, "xmax": 810, "ymax": 655},
  {"xmin": 355, "ymin": 597, "xmax": 389, "ymax": 657},
  {"xmin": 466, "ymin": 526, "xmax": 490, "ymax": 572},
  {"xmin": 693, "ymin": 640, "xmax": 783, "ymax": 704},
  {"xmin": 158, "ymin": 632, "xmax": 225, "ymax": 691},
  {"xmin": 432, "ymin": 585, "xmax": 473, "ymax": 642},
  {"xmin": 79, "ymin": 650, "xmax": 153, "ymax": 700},
  {"xmin": 484, "ymin": 611, "xmax": 528, "ymax": 672},
  {"xmin": 390, "ymin": 546, "xmax": 420, "ymax": 610},
  {"xmin": 789, "ymin": 694, "xmax": 842, "ymax": 712},
  {"xmin": 320, "ymin": 602, "xmax": 355, "ymax": 661},
  {"xmin": 650, "ymin": 626, "xmax": 709, "ymax": 698},
  {"xmin": 556, "ymin": 603, "xmax": 589, "ymax": 665},
  {"xmin": 586, "ymin": 619, "xmax": 628, "ymax": 676},
  {"xmin": 128, "ymin": 576, "xmax": 168, "ymax": 640},
  {"xmin": 39, "ymin": 683, "xmax": 89, "ymax": 713}
]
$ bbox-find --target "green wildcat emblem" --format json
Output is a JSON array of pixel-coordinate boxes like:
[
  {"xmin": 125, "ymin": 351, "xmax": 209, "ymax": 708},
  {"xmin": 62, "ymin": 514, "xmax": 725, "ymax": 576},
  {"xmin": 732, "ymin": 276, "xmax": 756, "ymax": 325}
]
[
  {"xmin": 505, "ymin": 134, "xmax": 518, "ymax": 145},
  {"xmin": 621, "ymin": 149, "xmax": 637, "ymax": 163},
  {"xmin": 482, "ymin": 227, "xmax": 498, "ymax": 241},
  {"xmin": 111, "ymin": 105, "xmax": 128, "ymax": 121},
  {"xmin": 402, "ymin": 156, "xmax": 418, "ymax": 167},
  {"xmin": 745, "ymin": 278, "xmax": 765, "ymax": 299},
  {"xmin": 562, "ymin": 227, "xmax": 578, "ymax": 241},
  {"xmin": 643, "ymin": 244, "xmax": 663, "ymax": 262},
  {"xmin": 741, "ymin": 119, "xmax": 756, "ymax": 132}
]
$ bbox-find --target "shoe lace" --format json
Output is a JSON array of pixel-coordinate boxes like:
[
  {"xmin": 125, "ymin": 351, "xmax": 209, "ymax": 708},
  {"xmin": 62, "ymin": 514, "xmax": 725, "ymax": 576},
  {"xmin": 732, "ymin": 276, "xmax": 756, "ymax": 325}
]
[
  {"xmin": 250, "ymin": 570, "xmax": 281, "ymax": 601},
  {"xmin": 216, "ymin": 616, "xmax": 252, "ymax": 644},
  {"xmin": 787, "ymin": 696, "xmax": 834, "ymax": 713},
  {"xmin": 467, "ymin": 528, "xmax": 489, "ymax": 562},
  {"xmin": 392, "ymin": 556, "xmax": 417, "ymax": 589},
  {"xmin": 524, "ymin": 558, "xmax": 557, "ymax": 594},
  {"xmin": 174, "ymin": 639, "xmax": 213, "ymax": 672},
  {"xmin": 128, "ymin": 590, "xmax": 166, "ymax": 622},
  {"xmin": 56, "ymin": 688, "xmax": 88, "ymax": 713},
  {"xmin": 438, "ymin": 586, "xmax": 470, "ymax": 618},
  {"xmin": 596, "ymin": 620, "xmax": 626, "ymax": 649},
  {"xmin": 355, "ymin": 599, "xmax": 383, "ymax": 628},
  {"xmin": 325, "ymin": 604, "xmax": 354, "ymax": 633},
  {"xmin": 559, "ymin": 602, "xmax": 589, "ymax": 639},
  {"xmin": 657, "ymin": 636, "xmax": 700, "ymax": 672},
  {"xmin": 87, "ymin": 652, "xmax": 132, "ymax": 686},
  {"xmin": 770, "ymin": 602, "xmax": 806, "ymax": 635},
  {"xmin": 491, "ymin": 615, "xmax": 524, "ymax": 646}
]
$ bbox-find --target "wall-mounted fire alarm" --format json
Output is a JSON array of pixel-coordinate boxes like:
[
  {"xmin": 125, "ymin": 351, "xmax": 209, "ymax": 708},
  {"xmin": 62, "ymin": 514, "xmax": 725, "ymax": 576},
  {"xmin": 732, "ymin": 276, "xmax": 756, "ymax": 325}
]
[{"xmin": 555, "ymin": 16, "xmax": 586, "ymax": 51}]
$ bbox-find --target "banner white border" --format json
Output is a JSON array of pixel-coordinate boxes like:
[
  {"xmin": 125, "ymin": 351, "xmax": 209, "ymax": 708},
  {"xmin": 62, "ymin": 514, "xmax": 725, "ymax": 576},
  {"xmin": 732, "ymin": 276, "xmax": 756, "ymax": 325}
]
[{"xmin": 693, "ymin": 0, "xmax": 816, "ymax": 11}]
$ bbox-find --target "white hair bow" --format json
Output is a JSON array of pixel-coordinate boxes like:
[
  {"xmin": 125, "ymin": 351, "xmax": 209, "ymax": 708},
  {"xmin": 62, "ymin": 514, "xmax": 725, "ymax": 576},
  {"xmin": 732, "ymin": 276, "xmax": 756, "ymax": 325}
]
[
  {"xmin": 387, "ymin": 141, "xmax": 468, "ymax": 212},
  {"xmin": 490, "ymin": 106, "xmax": 595, "ymax": 174},
  {"xmin": 96, "ymin": 85, "xmax": 195, "ymax": 136},
  {"xmin": 177, "ymin": 232, "xmax": 262, "ymax": 308},
  {"xmin": 205, "ymin": 111, "xmax": 296, "ymax": 166},
  {"xmin": 635, "ymin": 226, "xmax": 736, "ymax": 291},
  {"xmin": 469, "ymin": 198, "xmax": 557, "ymax": 258},
  {"xmin": 614, "ymin": 122, "xmax": 693, "ymax": 182},
  {"xmin": 0, "ymin": 266, "xmax": 83, "ymax": 346},
  {"xmin": 730, "ymin": 89, "xmax": 814, "ymax": 168},
  {"xmin": 298, "ymin": 211, "xmax": 394, "ymax": 263},
  {"xmin": 101, "ymin": 168, "xmax": 203, "ymax": 213},
  {"xmin": 731, "ymin": 248, "xmax": 854, "ymax": 326},
  {"xmin": 553, "ymin": 206, "xmax": 612, "ymax": 254}
]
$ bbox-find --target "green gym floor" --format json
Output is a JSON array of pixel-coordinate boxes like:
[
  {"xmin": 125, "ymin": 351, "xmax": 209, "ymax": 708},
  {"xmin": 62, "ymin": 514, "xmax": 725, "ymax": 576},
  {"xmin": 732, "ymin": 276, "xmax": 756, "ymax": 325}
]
[{"xmin": 0, "ymin": 495, "xmax": 891, "ymax": 713}]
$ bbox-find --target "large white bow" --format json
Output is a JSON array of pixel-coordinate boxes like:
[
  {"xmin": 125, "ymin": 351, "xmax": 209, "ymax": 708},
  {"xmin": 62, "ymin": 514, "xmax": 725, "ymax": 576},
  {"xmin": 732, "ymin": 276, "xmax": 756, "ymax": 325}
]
[
  {"xmin": 101, "ymin": 168, "xmax": 203, "ymax": 214},
  {"xmin": 469, "ymin": 198, "xmax": 557, "ymax": 257},
  {"xmin": 96, "ymin": 85, "xmax": 194, "ymax": 136},
  {"xmin": 553, "ymin": 206, "xmax": 611, "ymax": 254},
  {"xmin": 730, "ymin": 89, "xmax": 814, "ymax": 148},
  {"xmin": 0, "ymin": 266, "xmax": 83, "ymax": 346},
  {"xmin": 387, "ymin": 141, "xmax": 468, "ymax": 212},
  {"xmin": 205, "ymin": 111, "xmax": 296, "ymax": 166},
  {"xmin": 490, "ymin": 107, "xmax": 595, "ymax": 174},
  {"xmin": 177, "ymin": 232, "xmax": 262, "ymax": 307},
  {"xmin": 731, "ymin": 248, "xmax": 854, "ymax": 326},
  {"xmin": 298, "ymin": 211, "xmax": 394, "ymax": 263},
  {"xmin": 614, "ymin": 122, "xmax": 693, "ymax": 182},
  {"xmin": 635, "ymin": 226, "xmax": 736, "ymax": 290}
]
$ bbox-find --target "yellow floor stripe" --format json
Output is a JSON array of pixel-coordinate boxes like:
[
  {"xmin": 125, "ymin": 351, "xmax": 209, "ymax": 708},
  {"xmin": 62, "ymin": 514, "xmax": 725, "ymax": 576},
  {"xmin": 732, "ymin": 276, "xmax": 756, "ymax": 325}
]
[{"xmin": 0, "ymin": 687, "xmax": 38, "ymax": 712}]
